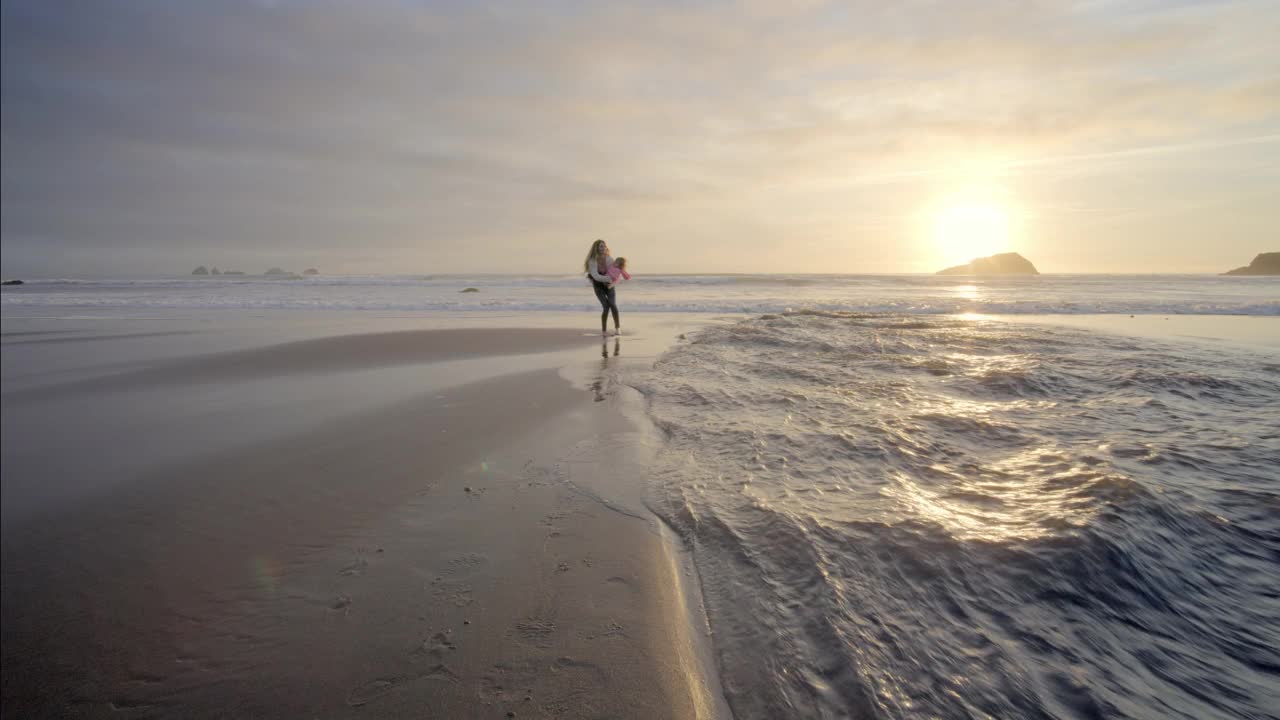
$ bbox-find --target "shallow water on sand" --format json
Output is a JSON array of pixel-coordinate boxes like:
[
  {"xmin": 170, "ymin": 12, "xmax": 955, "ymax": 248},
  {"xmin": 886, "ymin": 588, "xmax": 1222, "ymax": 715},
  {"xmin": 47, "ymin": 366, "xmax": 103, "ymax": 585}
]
[{"xmin": 632, "ymin": 312, "xmax": 1280, "ymax": 719}]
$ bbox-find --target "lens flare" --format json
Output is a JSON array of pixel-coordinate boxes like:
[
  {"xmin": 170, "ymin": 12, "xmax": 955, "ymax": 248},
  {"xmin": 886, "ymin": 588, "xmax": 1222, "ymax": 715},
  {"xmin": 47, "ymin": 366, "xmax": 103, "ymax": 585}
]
[{"xmin": 253, "ymin": 556, "xmax": 282, "ymax": 594}]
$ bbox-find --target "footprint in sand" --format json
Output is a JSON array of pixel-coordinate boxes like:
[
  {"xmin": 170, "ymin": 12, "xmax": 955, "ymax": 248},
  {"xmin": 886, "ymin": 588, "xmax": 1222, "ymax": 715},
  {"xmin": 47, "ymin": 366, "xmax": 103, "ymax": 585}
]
[
  {"xmin": 348, "ymin": 665, "xmax": 462, "ymax": 707},
  {"xmin": 551, "ymin": 656, "xmax": 607, "ymax": 676},
  {"xmin": 478, "ymin": 664, "xmax": 534, "ymax": 705},
  {"xmin": 479, "ymin": 658, "xmax": 604, "ymax": 714},
  {"xmin": 578, "ymin": 621, "xmax": 628, "ymax": 641},
  {"xmin": 441, "ymin": 552, "xmax": 489, "ymax": 579},
  {"xmin": 346, "ymin": 677, "xmax": 404, "ymax": 707},
  {"xmin": 411, "ymin": 631, "xmax": 457, "ymax": 660},
  {"xmin": 429, "ymin": 576, "xmax": 475, "ymax": 607},
  {"xmin": 445, "ymin": 586, "xmax": 475, "ymax": 607},
  {"xmin": 422, "ymin": 664, "xmax": 460, "ymax": 683},
  {"xmin": 522, "ymin": 462, "xmax": 566, "ymax": 488},
  {"xmin": 338, "ymin": 559, "xmax": 367, "ymax": 576},
  {"xmin": 427, "ymin": 552, "xmax": 486, "ymax": 607},
  {"xmin": 509, "ymin": 618, "xmax": 556, "ymax": 649}
]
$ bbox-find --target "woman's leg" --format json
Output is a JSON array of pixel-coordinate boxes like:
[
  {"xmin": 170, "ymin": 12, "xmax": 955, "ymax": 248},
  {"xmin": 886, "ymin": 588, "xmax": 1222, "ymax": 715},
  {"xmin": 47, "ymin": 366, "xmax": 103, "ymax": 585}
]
[
  {"xmin": 607, "ymin": 287, "xmax": 620, "ymax": 331},
  {"xmin": 593, "ymin": 283, "xmax": 611, "ymax": 333}
]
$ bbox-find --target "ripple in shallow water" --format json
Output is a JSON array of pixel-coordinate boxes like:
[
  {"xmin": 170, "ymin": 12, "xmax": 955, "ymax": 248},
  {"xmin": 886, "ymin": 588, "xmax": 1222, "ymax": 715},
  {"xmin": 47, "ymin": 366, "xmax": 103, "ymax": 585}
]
[{"xmin": 633, "ymin": 312, "xmax": 1280, "ymax": 720}]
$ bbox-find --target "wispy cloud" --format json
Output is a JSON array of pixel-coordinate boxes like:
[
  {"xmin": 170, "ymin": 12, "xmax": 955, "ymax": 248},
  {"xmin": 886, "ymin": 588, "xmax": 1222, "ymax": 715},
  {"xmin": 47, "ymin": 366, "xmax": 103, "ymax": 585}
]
[{"xmin": 2, "ymin": 0, "xmax": 1277, "ymax": 274}]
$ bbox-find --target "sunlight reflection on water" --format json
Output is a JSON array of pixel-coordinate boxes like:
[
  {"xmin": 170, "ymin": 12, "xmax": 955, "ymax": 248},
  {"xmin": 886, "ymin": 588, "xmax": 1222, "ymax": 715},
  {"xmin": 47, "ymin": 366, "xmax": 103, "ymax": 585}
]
[{"xmin": 635, "ymin": 311, "xmax": 1280, "ymax": 720}]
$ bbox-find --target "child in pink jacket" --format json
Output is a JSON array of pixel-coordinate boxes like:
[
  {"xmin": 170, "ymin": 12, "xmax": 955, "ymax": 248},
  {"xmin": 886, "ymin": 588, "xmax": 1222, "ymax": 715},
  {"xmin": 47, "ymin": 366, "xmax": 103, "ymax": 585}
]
[{"xmin": 606, "ymin": 257, "xmax": 631, "ymax": 285}]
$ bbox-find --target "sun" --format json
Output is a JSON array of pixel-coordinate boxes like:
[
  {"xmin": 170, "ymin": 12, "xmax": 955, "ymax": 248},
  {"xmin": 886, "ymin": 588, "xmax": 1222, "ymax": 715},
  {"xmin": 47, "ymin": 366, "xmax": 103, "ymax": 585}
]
[{"xmin": 932, "ymin": 200, "xmax": 1011, "ymax": 268}]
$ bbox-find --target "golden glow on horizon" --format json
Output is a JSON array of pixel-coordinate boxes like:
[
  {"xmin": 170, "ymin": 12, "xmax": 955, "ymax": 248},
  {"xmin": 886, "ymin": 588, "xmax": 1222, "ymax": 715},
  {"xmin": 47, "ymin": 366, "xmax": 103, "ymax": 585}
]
[{"xmin": 932, "ymin": 200, "xmax": 1012, "ymax": 268}]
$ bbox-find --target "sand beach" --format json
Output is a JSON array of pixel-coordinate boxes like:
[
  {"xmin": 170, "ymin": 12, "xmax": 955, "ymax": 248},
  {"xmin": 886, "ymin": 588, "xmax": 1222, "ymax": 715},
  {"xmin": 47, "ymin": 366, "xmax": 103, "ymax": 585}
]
[
  {"xmin": 2, "ymin": 314, "xmax": 730, "ymax": 719},
  {"xmin": 3, "ymin": 273, "xmax": 1277, "ymax": 719}
]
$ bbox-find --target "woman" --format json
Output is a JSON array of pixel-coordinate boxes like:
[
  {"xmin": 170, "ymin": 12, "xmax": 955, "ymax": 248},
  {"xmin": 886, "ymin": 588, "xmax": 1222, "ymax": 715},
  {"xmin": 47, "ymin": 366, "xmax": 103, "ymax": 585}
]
[{"xmin": 584, "ymin": 238, "xmax": 621, "ymax": 335}]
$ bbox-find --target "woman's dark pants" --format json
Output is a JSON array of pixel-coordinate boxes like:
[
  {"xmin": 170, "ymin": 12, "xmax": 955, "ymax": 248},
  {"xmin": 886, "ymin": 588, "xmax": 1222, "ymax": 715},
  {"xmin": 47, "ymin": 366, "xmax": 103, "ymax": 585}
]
[{"xmin": 592, "ymin": 281, "xmax": 619, "ymax": 332}]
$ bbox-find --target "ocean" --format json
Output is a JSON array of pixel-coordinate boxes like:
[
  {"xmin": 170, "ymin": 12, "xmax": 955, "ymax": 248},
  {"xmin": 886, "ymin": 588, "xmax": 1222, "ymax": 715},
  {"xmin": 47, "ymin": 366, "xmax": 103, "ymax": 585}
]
[
  {"xmin": 1, "ymin": 272, "xmax": 1277, "ymax": 316},
  {"xmin": 3, "ymin": 273, "xmax": 1278, "ymax": 719},
  {"xmin": 632, "ymin": 311, "xmax": 1279, "ymax": 719}
]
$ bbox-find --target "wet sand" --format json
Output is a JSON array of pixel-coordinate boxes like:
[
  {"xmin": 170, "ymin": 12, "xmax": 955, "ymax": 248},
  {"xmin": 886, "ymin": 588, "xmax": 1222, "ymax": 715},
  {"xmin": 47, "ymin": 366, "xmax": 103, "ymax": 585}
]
[{"xmin": 1, "ymin": 323, "xmax": 728, "ymax": 718}]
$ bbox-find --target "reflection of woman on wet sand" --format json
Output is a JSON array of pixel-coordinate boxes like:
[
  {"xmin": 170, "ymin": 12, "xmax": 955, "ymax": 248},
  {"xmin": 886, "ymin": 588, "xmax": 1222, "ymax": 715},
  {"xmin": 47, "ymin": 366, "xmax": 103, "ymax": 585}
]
[
  {"xmin": 584, "ymin": 239, "xmax": 621, "ymax": 336},
  {"xmin": 601, "ymin": 336, "xmax": 619, "ymax": 359},
  {"xmin": 591, "ymin": 337, "xmax": 621, "ymax": 400}
]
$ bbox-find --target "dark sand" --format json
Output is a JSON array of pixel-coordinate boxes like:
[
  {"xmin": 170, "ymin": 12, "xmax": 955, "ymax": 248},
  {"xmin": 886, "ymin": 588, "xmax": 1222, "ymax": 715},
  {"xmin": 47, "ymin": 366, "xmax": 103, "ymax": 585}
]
[
  {"xmin": 3, "ymin": 327, "xmax": 603, "ymax": 400},
  {"xmin": 2, "ymin": 326, "xmax": 726, "ymax": 718}
]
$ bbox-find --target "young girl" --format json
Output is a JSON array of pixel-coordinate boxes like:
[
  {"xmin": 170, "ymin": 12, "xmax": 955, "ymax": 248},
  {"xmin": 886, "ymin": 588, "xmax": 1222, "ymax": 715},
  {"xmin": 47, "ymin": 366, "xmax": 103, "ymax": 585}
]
[{"xmin": 606, "ymin": 257, "xmax": 631, "ymax": 284}]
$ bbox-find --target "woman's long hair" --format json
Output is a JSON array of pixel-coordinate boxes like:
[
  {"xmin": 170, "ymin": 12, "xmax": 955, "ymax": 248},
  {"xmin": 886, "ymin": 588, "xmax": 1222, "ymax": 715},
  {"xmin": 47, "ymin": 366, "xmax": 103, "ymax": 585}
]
[{"xmin": 583, "ymin": 239, "xmax": 606, "ymax": 274}]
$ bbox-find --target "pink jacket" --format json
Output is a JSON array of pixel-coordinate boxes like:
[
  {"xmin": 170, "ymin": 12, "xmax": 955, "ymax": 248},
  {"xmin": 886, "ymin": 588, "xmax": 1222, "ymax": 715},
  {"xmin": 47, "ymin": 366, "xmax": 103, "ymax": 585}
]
[{"xmin": 607, "ymin": 265, "xmax": 631, "ymax": 283}]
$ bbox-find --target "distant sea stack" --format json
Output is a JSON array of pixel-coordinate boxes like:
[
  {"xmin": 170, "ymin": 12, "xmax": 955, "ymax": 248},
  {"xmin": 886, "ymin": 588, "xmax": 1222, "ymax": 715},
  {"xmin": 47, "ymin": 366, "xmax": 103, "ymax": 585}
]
[
  {"xmin": 191, "ymin": 266, "xmax": 249, "ymax": 275},
  {"xmin": 1, "ymin": 279, "xmax": 24, "ymax": 286},
  {"xmin": 303, "ymin": 268, "xmax": 319, "ymax": 276},
  {"xmin": 264, "ymin": 267, "xmax": 289, "ymax": 275},
  {"xmin": 937, "ymin": 252, "xmax": 1039, "ymax": 276},
  {"xmin": 1221, "ymin": 252, "xmax": 1280, "ymax": 276}
]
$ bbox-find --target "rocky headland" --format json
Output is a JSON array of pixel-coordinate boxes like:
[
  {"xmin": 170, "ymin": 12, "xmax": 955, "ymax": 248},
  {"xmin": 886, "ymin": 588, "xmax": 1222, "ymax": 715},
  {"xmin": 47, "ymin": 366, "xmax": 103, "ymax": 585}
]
[
  {"xmin": 937, "ymin": 252, "xmax": 1039, "ymax": 276},
  {"xmin": 1221, "ymin": 252, "xmax": 1279, "ymax": 276}
]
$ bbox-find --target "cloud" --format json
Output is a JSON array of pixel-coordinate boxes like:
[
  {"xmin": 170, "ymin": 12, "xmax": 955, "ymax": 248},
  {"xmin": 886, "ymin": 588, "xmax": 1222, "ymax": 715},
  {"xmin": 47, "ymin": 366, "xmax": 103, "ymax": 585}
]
[{"xmin": 2, "ymin": 0, "xmax": 1277, "ymax": 274}]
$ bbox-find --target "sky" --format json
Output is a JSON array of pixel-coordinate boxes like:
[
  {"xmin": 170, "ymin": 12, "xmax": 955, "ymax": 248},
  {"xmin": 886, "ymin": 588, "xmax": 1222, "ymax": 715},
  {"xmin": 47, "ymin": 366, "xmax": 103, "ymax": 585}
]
[{"xmin": 2, "ymin": 0, "xmax": 1277, "ymax": 276}]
